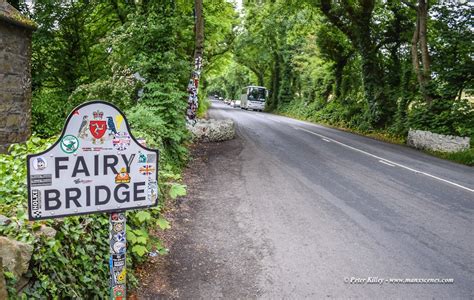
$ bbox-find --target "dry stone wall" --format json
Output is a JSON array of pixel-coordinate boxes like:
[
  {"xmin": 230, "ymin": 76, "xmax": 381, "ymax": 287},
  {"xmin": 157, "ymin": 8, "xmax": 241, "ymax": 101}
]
[
  {"xmin": 187, "ymin": 119, "xmax": 235, "ymax": 142},
  {"xmin": 0, "ymin": 2, "xmax": 35, "ymax": 153},
  {"xmin": 407, "ymin": 129, "xmax": 470, "ymax": 153}
]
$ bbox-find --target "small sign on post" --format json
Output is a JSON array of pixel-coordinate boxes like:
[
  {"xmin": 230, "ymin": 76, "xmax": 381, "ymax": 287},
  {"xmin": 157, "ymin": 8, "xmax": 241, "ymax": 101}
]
[{"xmin": 27, "ymin": 101, "xmax": 159, "ymax": 298}]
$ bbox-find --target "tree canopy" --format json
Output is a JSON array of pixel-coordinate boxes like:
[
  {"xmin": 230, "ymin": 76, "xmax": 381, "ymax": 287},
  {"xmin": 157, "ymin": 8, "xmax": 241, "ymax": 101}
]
[{"xmin": 209, "ymin": 0, "xmax": 473, "ymax": 137}]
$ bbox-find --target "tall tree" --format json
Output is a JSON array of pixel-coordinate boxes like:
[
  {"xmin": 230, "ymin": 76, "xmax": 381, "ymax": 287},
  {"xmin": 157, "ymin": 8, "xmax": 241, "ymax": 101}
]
[
  {"xmin": 186, "ymin": 0, "xmax": 204, "ymax": 121},
  {"xmin": 311, "ymin": 0, "xmax": 395, "ymax": 126},
  {"xmin": 402, "ymin": 0, "xmax": 433, "ymax": 103},
  {"xmin": 194, "ymin": 0, "xmax": 204, "ymax": 62}
]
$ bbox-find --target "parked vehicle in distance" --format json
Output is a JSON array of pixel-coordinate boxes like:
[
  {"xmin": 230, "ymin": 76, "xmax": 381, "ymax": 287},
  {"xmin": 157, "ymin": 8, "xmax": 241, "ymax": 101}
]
[
  {"xmin": 219, "ymin": 96, "xmax": 223, "ymax": 100},
  {"xmin": 231, "ymin": 100, "xmax": 241, "ymax": 108},
  {"xmin": 240, "ymin": 86, "xmax": 267, "ymax": 111}
]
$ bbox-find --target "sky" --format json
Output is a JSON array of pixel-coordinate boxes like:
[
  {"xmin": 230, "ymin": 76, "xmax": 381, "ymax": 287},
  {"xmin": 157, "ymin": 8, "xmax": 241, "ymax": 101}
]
[{"xmin": 236, "ymin": 0, "xmax": 243, "ymax": 11}]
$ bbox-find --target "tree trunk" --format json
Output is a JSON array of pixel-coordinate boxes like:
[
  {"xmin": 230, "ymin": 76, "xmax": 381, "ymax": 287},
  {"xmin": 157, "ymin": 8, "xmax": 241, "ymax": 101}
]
[
  {"xmin": 410, "ymin": 0, "xmax": 432, "ymax": 103},
  {"xmin": 249, "ymin": 66, "xmax": 265, "ymax": 87},
  {"xmin": 194, "ymin": 0, "xmax": 204, "ymax": 62},
  {"xmin": 257, "ymin": 73, "xmax": 265, "ymax": 87},
  {"xmin": 357, "ymin": 21, "xmax": 392, "ymax": 126},
  {"xmin": 269, "ymin": 53, "xmax": 281, "ymax": 110},
  {"xmin": 186, "ymin": 0, "xmax": 204, "ymax": 122},
  {"xmin": 334, "ymin": 58, "xmax": 347, "ymax": 99},
  {"xmin": 110, "ymin": 0, "xmax": 126, "ymax": 24},
  {"xmin": 419, "ymin": 0, "xmax": 431, "ymax": 83}
]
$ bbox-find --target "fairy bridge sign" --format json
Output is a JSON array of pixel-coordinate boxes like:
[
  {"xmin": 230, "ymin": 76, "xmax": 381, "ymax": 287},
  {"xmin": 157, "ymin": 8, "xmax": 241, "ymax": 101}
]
[
  {"xmin": 27, "ymin": 101, "xmax": 159, "ymax": 220},
  {"xmin": 27, "ymin": 101, "xmax": 157, "ymax": 299}
]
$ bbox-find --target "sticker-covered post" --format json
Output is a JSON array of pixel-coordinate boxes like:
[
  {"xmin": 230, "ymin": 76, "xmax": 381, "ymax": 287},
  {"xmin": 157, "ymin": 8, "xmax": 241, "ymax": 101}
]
[
  {"xmin": 109, "ymin": 212, "xmax": 126, "ymax": 300},
  {"xmin": 27, "ymin": 101, "xmax": 159, "ymax": 297}
]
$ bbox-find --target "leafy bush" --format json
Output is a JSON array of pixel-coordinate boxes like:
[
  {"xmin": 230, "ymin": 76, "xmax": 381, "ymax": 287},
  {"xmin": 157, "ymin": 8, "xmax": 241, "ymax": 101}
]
[
  {"xmin": 407, "ymin": 98, "xmax": 474, "ymax": 139},
  {"xmin": 68, "ymin": 65, "xmax": 140, "ymax": 112},
  {"xmin": 278, "ymin": 99, "xmax": 372, "ymax": 132},
  {"xmin": 31, "ymin": 90, "xmax": 70, "ymax": 138},
  {"xmin": 127, "ymin": 82, "xmax": 190, "ymax": 168},
  {"xmin": 32, "ymin": 65, "xmax": 141, "ymax": 139},
  {"xmin": 197, "ymin": 95, "xmax": 211, "ymax": 118}
]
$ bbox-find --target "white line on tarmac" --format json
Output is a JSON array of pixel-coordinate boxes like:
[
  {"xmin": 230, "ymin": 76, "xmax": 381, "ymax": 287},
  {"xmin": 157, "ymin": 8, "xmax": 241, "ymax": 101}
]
[
  {"xmin": 293, "ymin": 126, "xmax": 474, "ymax": 193},
  {"xmin": 379, "ymin": 160, "xmax": 395, "ymax": 167}
]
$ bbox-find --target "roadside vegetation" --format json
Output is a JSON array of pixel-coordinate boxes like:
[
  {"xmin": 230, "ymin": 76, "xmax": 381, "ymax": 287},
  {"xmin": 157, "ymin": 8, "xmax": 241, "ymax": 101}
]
[
  {"xmin": 1, "ymin": 0, "xmax": 235, "ymax": 298},
  {"xmin": 208, "ymin": 1, "xmax": 473, "ymax": 165}
]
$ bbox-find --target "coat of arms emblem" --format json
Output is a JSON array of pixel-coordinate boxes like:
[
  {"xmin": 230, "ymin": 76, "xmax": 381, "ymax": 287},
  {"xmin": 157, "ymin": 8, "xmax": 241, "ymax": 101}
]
[{"xmin": 89, "ymin": 110, "xmax": 107, "ymax": 144}]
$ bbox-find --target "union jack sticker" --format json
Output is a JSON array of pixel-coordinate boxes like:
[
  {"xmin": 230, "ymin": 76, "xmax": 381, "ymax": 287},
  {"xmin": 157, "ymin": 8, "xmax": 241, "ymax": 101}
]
[{"xmin": 139, "ymin": 165, "xmax": 155, "ymax": 176}]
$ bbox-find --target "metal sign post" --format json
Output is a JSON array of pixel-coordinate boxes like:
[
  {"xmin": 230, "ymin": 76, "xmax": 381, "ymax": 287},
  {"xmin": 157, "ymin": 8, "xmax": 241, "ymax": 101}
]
[
  {"xmin": 26, "ymin": 101, "xmax": 159, "ymax": 298},
  {"xmin": 109, "ymin": 212, "xmax": 126, "ymax": 300}
]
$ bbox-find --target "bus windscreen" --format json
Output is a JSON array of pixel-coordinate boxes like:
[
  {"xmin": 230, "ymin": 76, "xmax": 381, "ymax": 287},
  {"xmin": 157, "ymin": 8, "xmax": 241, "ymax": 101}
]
[{"xmin": 248, "ymin": 87, "xmax": 266, "ymax": 102}]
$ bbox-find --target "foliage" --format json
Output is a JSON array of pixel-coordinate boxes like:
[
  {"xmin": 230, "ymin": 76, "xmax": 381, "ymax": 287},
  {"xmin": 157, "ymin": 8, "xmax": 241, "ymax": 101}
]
[
  {"xmin": 32, "ymin": 65, "xmax": 139, "ymax": 138},
  {"xmin": 30, "ymin": 89, "xmax": 69, "ymax": 138},
  {"xmin": 126, "ymin": 88, "xmax": 190, "ymax": 168},
  {"xmin": 207, "ymin": 60, "xmax": 255, "ymax": 99},
  {"xmin": 429, "ymin": 3, "xmax": 474, "ymax": 100},
  {"xmin": 68, "ymin": 65, "xmax": 139, "ymax": 110},
  {"xmin": 407, "ymin": 98, "xmax": 474, "ymax": 139},
  {"xmin": 208, "ymin": 0, "xmax": 473, "ymax": 147},
  {"xmin": 28, "ymin": 1, "xmax": 121, "ymax": 93},
  {"xmin": 197, "ymin": 95, "xmax": 211, "ymax": 118}
]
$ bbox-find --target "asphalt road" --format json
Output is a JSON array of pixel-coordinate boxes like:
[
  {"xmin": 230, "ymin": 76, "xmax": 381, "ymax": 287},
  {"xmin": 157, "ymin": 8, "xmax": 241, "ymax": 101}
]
[{"xmin": 167, "ymin": 100, "xmax": 473, "ymax": 299}]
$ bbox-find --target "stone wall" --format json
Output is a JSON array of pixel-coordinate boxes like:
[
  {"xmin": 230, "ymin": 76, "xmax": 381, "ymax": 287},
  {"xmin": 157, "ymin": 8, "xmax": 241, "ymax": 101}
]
[
  {"xmin": 187, "ymin": 119, "xmax": 235, "ymax": 142},
  {"xmin": 0, "ymin": 2, "xmax": 35, "ymax": 153},
  {"xmin": 407, "ymin": 129, "xmax": 471, "ymax": 153}
]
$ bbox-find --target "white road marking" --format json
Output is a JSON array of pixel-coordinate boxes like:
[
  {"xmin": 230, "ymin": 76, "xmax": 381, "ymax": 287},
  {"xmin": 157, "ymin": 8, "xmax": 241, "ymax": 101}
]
[
  {"xmin": 322, "ymin": 138, "xmax": 331, "ymax": 143},
  {"xmin": 292, "ymin": 126, "xmax": 474, "ymax": 193},
  {"xmin": 379, "ymin": 160, "xmax": 395, "ymax": 167}
]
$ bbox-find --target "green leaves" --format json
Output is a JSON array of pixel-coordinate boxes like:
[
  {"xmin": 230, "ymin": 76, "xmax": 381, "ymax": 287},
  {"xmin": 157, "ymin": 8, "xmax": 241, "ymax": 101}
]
[
  {"xmin": 169, "ymin": 183, "xmax": 187, "ymax": 199},
  {"xmin": 131, "ymin": 245, "xmax": 147, "ymax": 257},
  {"xmin": 128, "ymin": 229, "xmax": 149, "ymax": 257},
  {"xmin": 135, "ymin": 211, "xmax": 151, "ymax": 223},
  {"xmin": 157, "ymin": 217, "xmax": 171, "ymax": 230}
]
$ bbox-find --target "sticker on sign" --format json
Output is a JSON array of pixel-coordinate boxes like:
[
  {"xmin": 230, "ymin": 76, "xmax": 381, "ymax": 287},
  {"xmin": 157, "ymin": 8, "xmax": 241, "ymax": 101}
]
[{"xmin": 27, "ymin": 101, "xmax": 159, "ymax": 220}]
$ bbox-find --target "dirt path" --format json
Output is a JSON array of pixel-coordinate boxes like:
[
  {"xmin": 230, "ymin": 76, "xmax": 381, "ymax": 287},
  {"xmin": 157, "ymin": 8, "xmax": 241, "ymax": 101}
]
[{"xmin": 136, "ymin": 138, "xmax": 262, "ymax": 299}]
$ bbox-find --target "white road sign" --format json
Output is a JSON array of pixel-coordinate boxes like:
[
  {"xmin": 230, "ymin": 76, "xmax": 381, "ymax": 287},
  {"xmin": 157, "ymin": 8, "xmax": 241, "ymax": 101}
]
[{"xmin": 27, "ymin": 101, "xmax": 159, "ymax": 220}]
